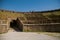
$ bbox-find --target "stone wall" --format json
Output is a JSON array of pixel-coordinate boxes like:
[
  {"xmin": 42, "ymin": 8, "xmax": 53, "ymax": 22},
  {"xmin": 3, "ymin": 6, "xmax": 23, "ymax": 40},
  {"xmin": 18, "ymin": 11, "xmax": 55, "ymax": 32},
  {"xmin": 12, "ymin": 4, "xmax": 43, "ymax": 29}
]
[
  {"xmin": 23, "ymin": 24, "xmax": 60, "ymax": 32},
  {"xmin": 17, "ymin": 18, "xmax": 60, "ymax": 32},
  {"xmin": 0, "ymin": 20, "xmax": 9, "ymax": 33}
]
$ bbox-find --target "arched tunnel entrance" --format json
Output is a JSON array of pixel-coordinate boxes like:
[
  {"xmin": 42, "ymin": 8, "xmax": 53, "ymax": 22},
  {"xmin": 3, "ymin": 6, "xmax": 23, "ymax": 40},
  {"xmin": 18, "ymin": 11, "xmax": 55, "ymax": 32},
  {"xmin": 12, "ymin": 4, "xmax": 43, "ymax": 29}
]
[{"xmin": 10, "ymin": 20, "xmax": 22, "ymax": 32}]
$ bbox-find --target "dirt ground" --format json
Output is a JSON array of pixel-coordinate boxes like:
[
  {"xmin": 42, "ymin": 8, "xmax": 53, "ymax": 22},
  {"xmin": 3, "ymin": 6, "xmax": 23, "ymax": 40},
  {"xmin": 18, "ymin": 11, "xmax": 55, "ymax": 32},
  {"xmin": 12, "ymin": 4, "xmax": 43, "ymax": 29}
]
[{"xmin": 0, "ymin": 32, "xmax": 60, "ymax": 40}]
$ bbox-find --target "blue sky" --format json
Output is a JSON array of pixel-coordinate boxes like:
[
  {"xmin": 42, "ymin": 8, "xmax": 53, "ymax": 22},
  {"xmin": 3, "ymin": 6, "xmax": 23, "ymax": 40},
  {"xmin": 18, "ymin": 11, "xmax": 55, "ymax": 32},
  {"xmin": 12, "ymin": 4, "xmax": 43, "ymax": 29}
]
[{"xmin": 0, "ymin": 0, "xmax": 60, "ymax": 12}]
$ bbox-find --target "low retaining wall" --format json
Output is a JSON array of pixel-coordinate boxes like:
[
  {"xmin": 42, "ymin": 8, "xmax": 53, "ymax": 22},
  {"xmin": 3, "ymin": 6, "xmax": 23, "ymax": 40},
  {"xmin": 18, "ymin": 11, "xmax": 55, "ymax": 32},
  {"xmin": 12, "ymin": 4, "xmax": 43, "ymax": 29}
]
[
  {"xmin": 0, "ymin": 20, "xmax": 9, "ymax": 33},
  {"xmin": 17, "ymin": 18, "xmax": 60, "ymax": 32},
  {"xmin": 23, "ymin": 24, "xmax": 60, "ymax": 32}
]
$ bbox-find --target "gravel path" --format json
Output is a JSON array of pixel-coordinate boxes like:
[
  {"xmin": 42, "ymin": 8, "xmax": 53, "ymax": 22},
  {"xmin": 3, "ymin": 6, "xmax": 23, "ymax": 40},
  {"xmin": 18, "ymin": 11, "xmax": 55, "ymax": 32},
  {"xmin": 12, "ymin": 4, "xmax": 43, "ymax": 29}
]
[{"xmin": 0, "ymin": 32, "xmax": 60, "ymax": 40}]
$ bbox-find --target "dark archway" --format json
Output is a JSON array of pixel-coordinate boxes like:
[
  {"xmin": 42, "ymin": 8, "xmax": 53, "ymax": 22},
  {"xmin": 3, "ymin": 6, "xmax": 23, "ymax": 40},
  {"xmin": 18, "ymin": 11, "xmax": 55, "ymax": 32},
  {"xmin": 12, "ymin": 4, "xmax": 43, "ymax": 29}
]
[{"xmin": 10, "ymin": 20, "xmax": 22, "ymax": 32}]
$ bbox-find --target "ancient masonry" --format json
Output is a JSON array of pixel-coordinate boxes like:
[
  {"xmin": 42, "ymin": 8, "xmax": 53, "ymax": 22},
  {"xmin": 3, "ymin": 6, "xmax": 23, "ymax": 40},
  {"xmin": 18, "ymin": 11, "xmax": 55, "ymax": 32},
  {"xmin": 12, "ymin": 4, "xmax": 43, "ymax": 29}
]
[
  {"xmin": 17, "ymin": 14, "xmax": 60, "ymax": 32},
  {"xmin": 0, "ymin": 18, "xmax": 10, "ymax": 33},
  {"xmin": 0, "ymin": 9, "xmax": 60, "ymax": 33}
]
